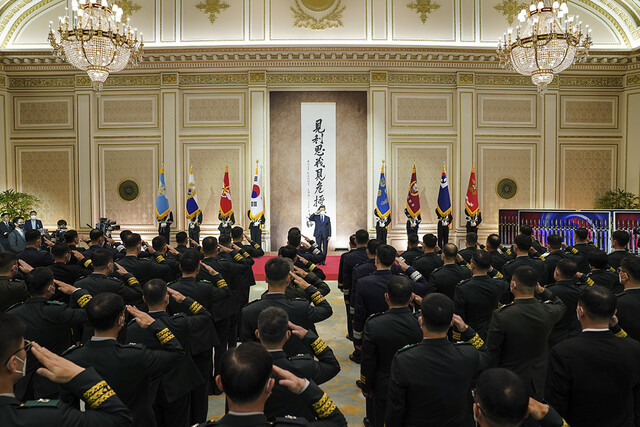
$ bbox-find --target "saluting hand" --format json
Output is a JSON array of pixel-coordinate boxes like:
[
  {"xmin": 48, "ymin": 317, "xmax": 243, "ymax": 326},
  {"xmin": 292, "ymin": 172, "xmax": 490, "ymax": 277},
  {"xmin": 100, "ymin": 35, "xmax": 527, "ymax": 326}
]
[
  {"xmin": 54, "ymin": 280, "xmax": 77, "ymax": 295},
  {"xmin": 395, "ymin": 257, "xmax": 409, "ymax": 271},
  {"xmin": 296, "ymin": 255, "xmax": 309, "ymax": 266},
  {"xmin": 18, "ymin": 259, "xmax": 33, "ymax": 273},
  {"xmin": 114, "ymin": 263, "xmax": 128, "ymax": 276},
  {"xmin": 167, "ymin": 288, "xmax": 186, "ymax": 304},
  {"xmin": 32, "ymin": 342, "xmax": 84, "ymax": 384},
  {"xmin": 199, "ymin": 261, "xmax": 218, "ymax": 275},
  {"xmin": 451, "ymin": 314, "xmax": 468, "ymax": 332},
  {"xmin": 218, "ymin": 244, "xmax": 232, "ymax": 254},
  {"xmin": 70, "ymin": 250, "xmax": 84, "ymax": 260},
  {"xmin": 300, "ymin": 241, "xmax": 310, "ymax": 249},
  {"xmin": 293, "ymin": 265, "xmax": 309, "ymax": 278},
  {"xmin": 290, "ymin": 271, "xmax": 309, "ymax": 289},
  {"xmin": 272, "ymin": 365, "xmax": 307, "ymax": 394},
  {"xmin": 126, "ymin": 305, "xmax": 155, "ymax": 329},
  {"xmin": 288, "ymin": 321, "xmax": 308, "ymax": 339},
  {"xmin": 166, "ymin": 244, "xmax": 179, "ymax": 255}
]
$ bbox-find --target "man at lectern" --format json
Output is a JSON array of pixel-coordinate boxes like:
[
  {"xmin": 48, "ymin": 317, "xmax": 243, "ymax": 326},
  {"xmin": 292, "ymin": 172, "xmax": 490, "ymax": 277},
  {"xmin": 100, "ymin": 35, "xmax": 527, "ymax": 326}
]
[{"xmin": 309, "ymin": 206, "xmax": 331, "ymax": 258}]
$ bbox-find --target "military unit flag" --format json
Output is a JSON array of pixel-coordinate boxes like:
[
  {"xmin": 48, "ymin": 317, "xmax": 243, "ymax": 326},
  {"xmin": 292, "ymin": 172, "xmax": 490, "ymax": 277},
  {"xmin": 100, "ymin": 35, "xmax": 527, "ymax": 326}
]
[
  {"xmin": 375, "ymin": 162, "xmax": 390, "ymax": 219},
  {"xmin": 465, "ymin": 164, "xmax": 480, "ymax": 218},
  {"xmin": 156, "ymin": 164, "xmax": 170, "ymax": 220},
  {"xmin": 186, "ymin": 164, "xmax": 200, "ymax": 219},
  {"xmin": 219, "ymin": 165, "xmax": 233, "ymax": 219},
  {"xmin": 436, "ymin": 163, "xmax": 452, "ymax": 218},
  {"xmin": 406, "ymin": 164, "xmax": 421, "ymax": 219},
  {"xmin": 249, "ymin": 161, "xmax": 264, "ymax": 221}
]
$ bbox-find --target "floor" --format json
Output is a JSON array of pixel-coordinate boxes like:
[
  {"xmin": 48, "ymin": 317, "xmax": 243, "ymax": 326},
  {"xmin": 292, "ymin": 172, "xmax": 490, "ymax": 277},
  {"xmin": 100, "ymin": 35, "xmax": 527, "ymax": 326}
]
[{"xmin": 207, "ymin": 280, "xmax": 366, "ymax": 426}]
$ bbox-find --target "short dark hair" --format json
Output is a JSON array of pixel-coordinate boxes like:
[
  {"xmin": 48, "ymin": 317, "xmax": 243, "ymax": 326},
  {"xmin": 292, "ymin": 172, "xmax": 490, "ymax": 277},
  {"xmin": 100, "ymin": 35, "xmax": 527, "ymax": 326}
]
[
  {"xmin": 475, "ymin": 368, "xmax": 529, "ymax": 427},
  {"xmin": 219, "ymin": 234, "xmax": 232, "ymax": 247},
  {"xmin": 514, "ymin": 234, "xmax": 531, "ymax": 252},
  {"xmin": 175, "ymin": 231, "xmax": 188, "ymax": 244},
  {"xmin": 620, "ymin": 256, "xmax": 640, "ymax": 282},
  {"xmin": 64, "ymin": 229, "xmax": 78, "ymax": 243},
  {"xmin": 90, "ymin": 229, "xmax": 104, "ymax": 242},
  {"xmin": 376, "ymin": 244, "xmax": 397, "ymax": 267},
  {"xmin": 125, "ymin": 233, "xmax": 142, "ymax": 249},
  {"xmin": 180, "ymin": 252, "xmax": 200, "ymax": 274},
  {"xmin": 143, "ymin": 279, "xmax": 167, "ymax": 306},
  {"xmin": 579, "ymin": 286, "xmax": 616, "ymax": 321},
  {"xmin": 613, "ymin": 230, "xmax": 630, "ymax": 248},
  {"xmin": 91, "ymin": 248, "xmax": 113, "ymax": 268},
  {"xmin": 486, "ymin": 234, "xmax": 502, "ymax": 250},
  {"xmin": 119, "ymin": 230, "xmax": 132, "ymax": 243},
  {"xmin": 547, "ymin": 234, "xmax": 562, "ymax": 250},
  {"xmin": 152, "ymin": 236, "xmax": 166, "ymax": 252},
  {"xmin": 588, "ymin": 250, "xmax": 609, "ymax": 269},
  {"xmin": 231, "ymin": 226, "xmax": 243, "ymax": 239},
  {"xmin": 51, "ymin": 242, "xmax": 70, "ymax": 258},
  {"xmin": 407, "ymin": 233, "xmax": 419, "ymax": 247},
  {"xmin": 25, "ymin": 230, "xmax": 41, "ymax": 245},
  {"xmin": 85, "ymin": 293, "xmax": 124, "ymax": 332},
  {"xmin": 466, "ymin": 232, "xmax": 478, "ymax": 245},
  {"xmin": 575, "ymin": 227, "xmax": 588, "ymax": 241},
  {"xmin": 420, "ymin": 293, "xmax": 454, "ymax": 333},
  {"xmin": 387, "ymin": 276, "xmax": 413, "ymax": 306},
  {"xmin": 512, "ymin": 265, "xmax": 538, "ymax": 289},
  {"xmin": 555, "ymin": 259, "xmax": 577, "ymax": 280},
  {"xmin": 279, "ymin": 245, "xmax": 298, "ymax": 261},
  {"xmin": 57, "ymin": 219, "xmax": 67, "ymax": 227},
  {"xmin": 422, "ymin": 233, "xmax": 437, "ymax": 249},
  {"xmin": 0, "ymin": 313, "xmax": 25, "ymax": 364},
  {"xmin": 219, "ymin": 342, "xmax": 273, "ymax": 405},
  {"xmin": 25, "ymin": 267, "xmax": 53, "ymax": 296},
  {"xmin": 472, "ymin": 250, "xmax": 492, "ymax": 270},
  {"xmin": 13, "ymin": 216, "xmax": 23, "ymax": 225},
  {"xmin": 257, "ymin": 307, "xmax": 289, "ymax": 346},
  {"xmin": 442, "ymin": 243, "xmax": 457, "ymax": 260},
  {"xmin": 0, "ymin": 251, "xmax": 17, "ymax": 275},
  {"xmin": 29, "ymin": 210, "xmax": 36, "ymax": 215},
  {"xmin": 355, "ymin": 229, "xmax": 369, "ymax": 245},
  {"xmin": 349, "ymin": 234, "xmax": 356, "ymax": 247},
  {"xmin": 519, "ymin": 225, "xmax": 532, "ymax": 236},
  {"xmin": 287, "ymin": 231, "xmax": 301, "ymax": 247},
  {"xmin": 265, "ymin": 257, "xmax": 291, "ymax": 285},
  {"xmin": 202, "ymin": 236, "xmax": 218, "ymax": 254},
  {"xmin": 366, "ymin": 239, "xmax": 379, "ymax": 256},
  {"xmin": 0, "ymin": 212, "xmax": 8, "ymax": 217}
]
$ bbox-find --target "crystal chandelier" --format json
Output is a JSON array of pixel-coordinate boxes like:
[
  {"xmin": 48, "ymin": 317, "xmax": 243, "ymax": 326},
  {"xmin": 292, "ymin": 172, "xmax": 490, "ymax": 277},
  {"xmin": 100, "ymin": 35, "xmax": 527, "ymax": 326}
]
[
  {"xmin": 497, "ymin": 1, "xmax": 592, "ymax": 94},
  {"xmin": 48, "ymin": 0, "xmax": 143, "ymax": 91}
]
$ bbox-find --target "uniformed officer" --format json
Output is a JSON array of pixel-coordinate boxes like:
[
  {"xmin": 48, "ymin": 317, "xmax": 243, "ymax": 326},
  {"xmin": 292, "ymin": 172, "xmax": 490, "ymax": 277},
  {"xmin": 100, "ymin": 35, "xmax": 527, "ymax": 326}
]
[
  {"xmin": 545, "ymin": 259, "xmax": 586, "ymax": 347},
  {"xmin": 157, "ymin": 210, "xmax": 174, "ymax": 243},
  {"xmin": 399, "ymin": 233, "xmax": 422, "ymax": 266},
  {"xmin": 62, "ymin": 293, "xmax": 184, "ymax": 427},
  {"xmin": 375, "ymin": 214, "xmax": 389, "ymax": 245},
  {"xmin": 459, "ymin": 232, "xmax": 479, "ymax": 263},
  {"xmin": 0, "ymin": 251, "xmax": 29, "ymax": 312},
  {"xmin": 8, "ymin": 268, "xmax": 91, "ymax": 401},
  {"xmin": 0, "ymin": 315, "xmax": 132, "ymax": 426},
  {"xmin": 217, "ymin": 212, "xmax": 235, "ymax": 236},
  {"xmin": 151, "ymin": 236, "xmax": 181, "ymax": 282},
  {"xmin": 337, "ymin": 234, "xmax": 356, "ymax": 289},
  {"xmin": 501, "ymin": 235, "xmax": 547, "ymax": 285},
  {"xmin": 405, "ymin": 209, "xmax": 421, "ymax": 236},
  {"xmin": 196, "ymin": 342, "xmax": 347, "ymax": 426},
  {"xmin": 278, "ymin": 246, "xmax": 330, "ymax": 298},
  {"xmin": 188, "ymin": 210, "xmax": 203, "ymax": 244},
  {"xmin": 338, "ymin": 229, "xmax": 369, "ymax": 343},
  {"xmin": 585, "ymin": 250, "xmax": 622, "ymax": 293},
  {"xmin": 539, "ymin": 234, "xmax": 571, "ymax": 286},
  {"xmin": 128, "ymin": 280, "xmax": 214, "ymax": 426},
  {"xmin": 279, "ymin": 238, "xmax": 327, "ymax": 280},
  {"xmin": 411, "ymin": 233, "xmax": 443, "ymax": 279},
  {"xmin": 232, "ymin": 226, "xmax": 265, "ymax": 258},
  {"xmin": 290, "ymin": 230, "xmax": 326, "ymax": 265},
  {"xmin": 564, "ymin": 227, "xmax": 599, "ymax": 273},
  {"xmin": 240, "ymin": 257, "xmax": 333, "ymax": 356},
  {"xmin": 81, "ymin": 229, "xmax": 123, "ymax": 261},
  {"xmin": 430, "ymin": 243, "xmax": 472, "ymax": 300},
  {"xmin": 49, "ymin": 243, "xmax": 92, "ymax": 301},
  {"xmin": 174, "ymin": 231, "xmax": 203, "ymax": 260},
  {"xmin": 485, "ymin": 234, "xmax": 510, "ymax": 271},
  {"xmin": 247, "ymin": 209, "xmax": 266, "ymax": 244},
  {"xmin": 231, "ymin": 226, "xmax": 263, "ymax": 318},
  {"xmin": 17, "ymin": 230, "xmax": 54, "ymax": 268},
  {"xmin": 116, "ymin": 233, "xmax": 172, "ymax": 285},
  {"xmin": 608, "ymin": 230, "xmax": 635, "ymax": 270},
  {"xmin": 359, "ymin": 276, "xmax": 422, "ymax": 427},
  {"xmin": 517, "ymin": 225, "xmax": 546, "ymax": 256},
  {"xmin": 62, "ymin": 229, "xmax": 91, "ymax": 265},
  {"xmin": 615, "ymin": 256, "xmax": 640, "ymax": 340}
]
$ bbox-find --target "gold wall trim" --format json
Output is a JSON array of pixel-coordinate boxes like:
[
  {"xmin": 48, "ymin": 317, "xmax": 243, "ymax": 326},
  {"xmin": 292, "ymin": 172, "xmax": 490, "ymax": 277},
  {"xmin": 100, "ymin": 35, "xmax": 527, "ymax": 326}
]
[
  {"xmin": 179, "ymin": 73, "xmax": 249, "ymax": 85},
  {"xmin": 558, "ymin": 75, "xmax": 624, "ymax": 88},
  {"xmin": 388, "ymin": 73, "xmax": 456, "ymax": 85},
  {"xmin": 9, "ymin": 76, "xmax": 75, "ymax": 88},
  {"xmin": 266, "ymin": 73, "xmax": 370, "ymax": 84}
]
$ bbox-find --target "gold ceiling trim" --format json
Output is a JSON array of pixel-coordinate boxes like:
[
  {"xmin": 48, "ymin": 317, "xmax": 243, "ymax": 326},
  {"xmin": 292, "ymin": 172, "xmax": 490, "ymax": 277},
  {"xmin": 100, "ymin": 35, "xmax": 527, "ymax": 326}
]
[
  {"xmin": 407, "ymin": 0, "xmax": 441, "ymax": 25},
  {"xmin": 195, "ymin": 0, "xmax": 230, "ymax": 25},
  {"xmin": 291, "ymin": 0, "xmax": 345, "ymax": 30},
  {"xmin": 1, "ymin": 0, "xmax": 58, "ymax": 49}
]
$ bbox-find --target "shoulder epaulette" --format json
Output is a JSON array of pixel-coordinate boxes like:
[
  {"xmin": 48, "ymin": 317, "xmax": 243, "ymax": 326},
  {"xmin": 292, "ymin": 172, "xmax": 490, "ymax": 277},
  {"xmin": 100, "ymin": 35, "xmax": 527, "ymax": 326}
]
[
  {"xmin": 122, "ymin": 343, "xmax": 144, "ymax": 349},
  {"xmin": 200, "ymin": 279, "xmax": 212, "ymax": 284},
  {"xmin": 20, "ymin": 399, "xmax": 60, "ymax": 408},
  {"xmin": 170, "ymin": 312, "xmax": 187, "ymax": 318},
  {"xmin": 245, "ymin": 298, "xmax": 261, "ymax": 306},
  {"xmin": 289, "ymin": 353, "xmax": 313, "ymax": 361},
  {"xmin": 272, "ymin": 416, "xmax": 309, "ymax": 425},
  {"xmin": 367, "ymin": 311, "xmax": 385, "ymax": 321},
  {"xmin": 539, "ymin": 254, "xmax": 548, "ymax": 260},
  {"xmin": 46, "ymin": 300, "xmax": 65, "ymax": 306},
  {"xmin": 397, "ymin": 343, "xmax": 418, "ymax": 353},
  {"xmin": 498, "ymin": 302, "xmax": 514, "ymax": 311},
  {"xmin": 62, "ymin": 343, "xmax": 83, "ymax": 356},
  {"xmin": 431, "ymin": 266, "xmax": 444, "ymax": 275},
  {"xmin": 453, "ymin": 341, "xmax": 473, "ymax": 346},
  {"xmin": 4, "ymin": 301, "xmax": 24, "ymax": 311}
]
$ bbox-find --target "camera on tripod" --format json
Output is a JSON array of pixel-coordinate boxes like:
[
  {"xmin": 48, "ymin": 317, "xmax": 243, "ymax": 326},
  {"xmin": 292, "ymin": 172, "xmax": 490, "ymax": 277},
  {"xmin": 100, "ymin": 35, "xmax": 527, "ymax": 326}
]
[{"xmin": 91, "ymin": 218, "xmax": 120, "ymax": 237}]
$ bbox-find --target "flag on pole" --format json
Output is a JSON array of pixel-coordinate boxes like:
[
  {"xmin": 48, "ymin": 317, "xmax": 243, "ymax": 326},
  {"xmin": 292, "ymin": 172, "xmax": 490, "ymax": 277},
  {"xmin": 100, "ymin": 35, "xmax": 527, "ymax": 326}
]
[
  {"xmin": 465, "ymin": 164, "xmax": 480, "ymax": 218},
  {"xmin": 249, "ymin": 161, "xmax": 264, "ymax": 221},
  {"xmin": 375, "ymin": 161, "xmax": 390, "ymax": 219},
  {"xmin": 156, "ymin": 164, "xmax": 170, "ymax": 220},
  {"xmin": 436, "ymin": 163, "xmax": 452, "ymax": 217},
  {"xmin": 219, "ymin": 165, "xmax": 233, "ymax": 219},
  {"xmin": 186, "ymin": 164, "xmax": 200, "ymax": 219},
  {"xmin": 406, "ymin": 164, "xmax": 420, "ymax": 219}
]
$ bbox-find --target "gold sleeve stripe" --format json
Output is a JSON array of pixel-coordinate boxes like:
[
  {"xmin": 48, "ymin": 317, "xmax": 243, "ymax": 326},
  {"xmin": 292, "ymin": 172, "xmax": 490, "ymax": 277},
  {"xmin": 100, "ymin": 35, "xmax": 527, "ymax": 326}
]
[
  {"xmin": 310, "ymin": 291, "xmax": 325, "ymax": 304},
  {"xmin": 359, "ymin": 374, "xmax": 366, "ymax": 384},
  {"xmin": 452, "ymin": 331, "xmax": 461, "ymax": 341},
  {"xmin": 312, "ymin": 393, "xmax": 337, "ymax": 419},
  {"xmin": 83, "ymin": 380, "xmax": 115, "ymax": 409},
  {"xmin": 495, "ymin": 271, "xmax": 504, "ymax": 278},
  {"xmin": 233, "ymin": 254, "xmax": 242, "ymax": 261},
  {"xmin": 127, "ymin": 277, "xmax": 139, "ymax": 286},
  {"xmin": 189, "ymin": 301, "xmax": 203, "ymax": 314},
  {"xmin": 586, "ymin": 278, "xmax": 595, "ymax": 286},
  {"xmin": 216, "ymin": 279, "xmax": 228, "ymax": 288},
  {"xmin": 338, "ymin": 282, "xmax": 343, "ymax": 288},
  {"xmin": 156, "ymin": 328, "xmax": 175, "ymax": 345},
  {"xmin": 310, "ymin": 337, "xmax": 328, "ymax": 354},
  {"xmin": 615, "ymin": 328, "xmax": 628, "ymax": 338},
  {"xmin": 83, "ymin": 259, "xmax": 92, "ymax": 268},
  {"xmin": 242, "ymin": 252, "xmax": 249, "ymax": 258},
  {"xmin": 253, "ymin": 243, "xmax": 260, "ymax": 249},
  {"xmin": 469, "ymin": 333, "xmax": 485, "ymax": 349},
  {"xmin": 571, "ymin": 248, "xmax": 578, "ymax": 254},
  {"xmin": 562, "ymin": 420, "xmax": 570, "ymax": 427},
  {"xmin": 77, "ymin": 294, "xmax": 92, "ymax": 308},
  {"xmin": 155, "ymin": 255, "xmax": 165, "ymax": 263},
  {"xmin": 309, "ymin": 264, "xmax": 316, "ymax": 271}
]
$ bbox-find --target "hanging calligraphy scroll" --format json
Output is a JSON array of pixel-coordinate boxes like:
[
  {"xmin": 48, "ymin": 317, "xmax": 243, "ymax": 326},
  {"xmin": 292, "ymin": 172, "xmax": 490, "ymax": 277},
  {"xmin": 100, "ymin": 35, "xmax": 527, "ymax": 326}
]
[{"xmin": 301, "ymin": 102, "xmax": 337, "ymax": 239}]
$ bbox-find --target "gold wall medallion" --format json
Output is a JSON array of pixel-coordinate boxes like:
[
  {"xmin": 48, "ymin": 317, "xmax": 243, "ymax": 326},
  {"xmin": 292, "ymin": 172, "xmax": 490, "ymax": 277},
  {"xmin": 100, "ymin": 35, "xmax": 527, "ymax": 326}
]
[
  {"xmin": 195, "ymin": 0, "xmax": 230, "ymax": 25},
  {"xmin": 291, "ymin": 0, "xmax": 345, "ymax": 30},
  {"xmin": 118, "ymin": 179, "xmax": 140, "ymax": 202},
  {"xmin": 496, "ymin": 178, "xmax": 518, "ymax": 200},
  {"xmin": 407, "ymin": 0, "xmax": 441, "ymax": 24},
  {"xmin": 117, "ymin": 0, "xmax": 142, "ymax": 19},
  {"xmin": 494, "ymin": 0, "xmax": 526, "ymax": 25}
]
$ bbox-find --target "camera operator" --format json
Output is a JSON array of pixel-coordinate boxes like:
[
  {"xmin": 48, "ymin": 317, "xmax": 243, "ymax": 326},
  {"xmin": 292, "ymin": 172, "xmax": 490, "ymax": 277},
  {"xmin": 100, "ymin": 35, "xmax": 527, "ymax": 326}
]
[{"xmin": 82, "ymin": 229, "xmax": 124, "ymax": 261}]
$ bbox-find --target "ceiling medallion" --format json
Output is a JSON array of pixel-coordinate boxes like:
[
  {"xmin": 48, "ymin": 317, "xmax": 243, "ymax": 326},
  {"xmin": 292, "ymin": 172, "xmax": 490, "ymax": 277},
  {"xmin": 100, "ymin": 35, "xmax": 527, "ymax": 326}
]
[
  {"xmin": 195, "ymin": 0, "xmax": 230, "ymax": 25},
  {"xmin": 118, "ymin": 179, "xmax": 140, "ymax": 202},
  {"xmin": 494, "ymin": 0, "xmax": 527, "ymax": 26},
  {"xmin": 407, "ymin": 0, "xmax": 441, "ymax": 25},
  {"xmin": 496, "ymin": 178, "xmax": 518, "ymax": 200},
  {"xmin": 291, "ymin": 0, "xmax": 345, "ymax": 30}
]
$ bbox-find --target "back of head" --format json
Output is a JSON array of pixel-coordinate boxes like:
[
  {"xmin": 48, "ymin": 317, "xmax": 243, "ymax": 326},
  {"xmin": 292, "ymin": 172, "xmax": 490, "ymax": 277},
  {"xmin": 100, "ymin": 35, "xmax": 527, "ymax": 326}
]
[
  {"xmin": 620, "ymin": 256, "xmax": 640, "ymax": 282},
  {"xmin": 152, "ymin": 236, "xmax": 166, "ymax": 252},
  {"xmin": 420, "ymin": 293, "xmax": 454, "ymax": 333},
  {"xmin": 376, "ymin": 244, "xmax": 397, "ymax": 268},
  {"xmin": 578, "ymin": 286, "xmax": 616, "ymax": 321},
  {"xmin": 519, "ymin": 225, "xmax": 533, "ymax": 237},
  {"xmin": 472, "ymin": 250, "xmax": 492, "ymax": 271},
  {"xmin": 125, "ymin": 233, "xmax": 142, "ymax": 250},
  {"xmin": 175, "ymin": 231, "xmax": 188, "ymax": 245},
  {"xmin": 575, "ymin": 227, "xmax": 588, "ymax": 241},
  {"xmin": 279, "ymin": 245, "xmax": 298, "ymax": 261},
  {"xmin": 355, "ymin": 229, "xmax": 369, "ymax": 245},
  {"xmin": 92, "ymin": 248, "xmax": 113, "ymax": 269},
  {"xmin": 407, "ymin": 233, "xmax": 419, "ymax": 247},
  {"xmin": 613, "ymin": 230, "xmax": 630, "ymax": 248},
  {"xmin": 219, "ymin": 234, "xmax": 232, "ymax": 248},
  {"xmin": 265, "ymin": 257, "xmax": 291, "ymax": 287},
  {"xmin": 143, "ymin": 279, "xmax": 168, "ymax": 307},
  {"xmin": 386, "ymin": 276, "xmax": 413, "ymax": 306},
  {"xmin": 231, "ymin": 226, "xmax": 243, "ymax": 240},
  {"xmin": 349, "ymin": 234, "xmax": 356, "ymax": 248},
  {"xmin": 89, "ymin": 229, "xmax": 103, "ymax": 242},
  {"xmin": 287, "ymin": 231, "xmax": 301, "ymax": 247},
  {"xmin": 475, "ymin": 368, "xmax": 529, "ymax": 427},
  {"xmin": 513, "ymin": 234, "xmax": 531, "ymax": 252},
  {"xmin": 257, "ymin": 307, "xmax": 289, "ymax": 346},
  {"xmin": 220, "ymin": 342, "xmax": 273, "ymax": 405},
  {"xmin": 180, "ymin": 252, "xmax": 200, "ymax": 274},
  {"xmin": 487, "ymin": 234, "xmax": 502, "ymax": 250},
  {"xmin": 442, "ymin": 243, "xmax": 458, "ymax": 260},
  {"xmin": 466, "ymin": 232, "xmax": 478, "ymax": 246},
  {"xmin": 25, "ymin": 230, "xmax": 41, "ymax": 246},
  {"xmin": 512, "ymin": 266, "xmax": 538, "ymax": 290},
  {"xmin": 587, "ymin": 250, "xmax": 609, "ymax": 269},
  {"xmin": 366, "ymin": 239, "xmax": 379, "ymax": 256},
  {"xmin": 25, "ymin": 267, "xmax": 53, "ymax": 296},
  {"xmin": 64, "ymin": 229, "xmax": 78, "ymax": 244},
  {"xmin": 0, "ymin": 313, "xmax": 25, "ymax": 366},
  {"xmin": 86, "ymin": 292, "xmax": 124, "ymax": 331},
  {"xmin": 119, "ymin": 230, "xmax": 132, "ymax": 243},
  {"xmin": 287, "ymin": 227, "xmax": 301, "ymax": 236},
  {"xmin": 202, "ymin": 236, "xmax": 218, "ymax": 255},
  {"xmin": 422, "ymin": 233, "xmax": 437, "ymax": 249},
  {"xmin": 547, "ymin": 234, "xmax": 562, "ymax": 250},
  {"xmin": 57, "ymin": 219, "xmax": 67, "ymax": 228},
  {"xmin": 555, "ymin": 259, "xmax": 577, "ymax": 280},
  {"xmin": 0, "ymin": 251, "xmax": 17, "ymax": 275},
  {"xmin": 51, "ymin": 243, "xmax": 70, "ymax": 259}
]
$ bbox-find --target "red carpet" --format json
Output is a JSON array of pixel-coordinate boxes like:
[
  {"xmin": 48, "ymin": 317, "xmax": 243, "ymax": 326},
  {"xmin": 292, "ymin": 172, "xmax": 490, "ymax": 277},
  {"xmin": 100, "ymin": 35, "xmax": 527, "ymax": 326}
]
[{"xmin": 252, "ymin": 255, "xmax": 341, "ymax": 281}]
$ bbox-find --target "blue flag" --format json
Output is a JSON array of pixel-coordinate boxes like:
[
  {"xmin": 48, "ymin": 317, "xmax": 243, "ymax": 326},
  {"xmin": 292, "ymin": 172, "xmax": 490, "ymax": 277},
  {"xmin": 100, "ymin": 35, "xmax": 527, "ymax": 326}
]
[
  {"xmin": 156, "ymin": 164, "xmax": 170, "ymax": 220},
  {"xmin": 375, "ymin": 162, "xmax": 390, "ymax": 219},
  {"xmin": 436, "ymin": 163, "xmax": 452, "ymax": 217},
  {"xmin": 186, "ymin": 164, "xmax": 200, "ymax": 219}
]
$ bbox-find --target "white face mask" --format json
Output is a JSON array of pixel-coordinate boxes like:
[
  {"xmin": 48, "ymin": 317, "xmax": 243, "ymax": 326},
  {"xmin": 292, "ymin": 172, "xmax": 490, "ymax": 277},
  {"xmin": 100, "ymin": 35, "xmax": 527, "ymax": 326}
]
[
  {"xmin": 30, "ymin": 215, "xmax": 36, "ymax": 220},
  {"xmin": 8, "ymin": 355, "xmax": 27, "ymax": 377}
]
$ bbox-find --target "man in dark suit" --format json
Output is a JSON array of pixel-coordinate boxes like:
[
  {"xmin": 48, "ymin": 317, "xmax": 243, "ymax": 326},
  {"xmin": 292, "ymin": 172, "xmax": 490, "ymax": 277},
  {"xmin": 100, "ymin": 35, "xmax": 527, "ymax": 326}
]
[
  {"xmin": 0, "ymin": 212, "xmax": 14, "ymax": 250},
  {"xmin": 308, "ymin": 205, "xmax": 331, "ymax": 258},
  {"xmin": 546, "ymin": 285, "xmax": 640, "ymax": 427},
  {"xmin": 338, "ymin": 229, "xmax": 369, "ymax": 345},
  {"xmin": 615, "ymin": 255, "xmax": 640, "ymax": 340},
  {"xmin": 17, "ymin": 230, "xmax": 54, "ymax": 268},
  {"xmin": 0, "ymin": 251, "xmax": 29, "ymax": 312},
  {"xmin": 7, "ymin": 217, "xmax": 27, "ymax": 254},
  {"xmin": 23, "ymin": 211, "xmax": 43, "ymax": 233},
  {"xmin": 411, "ymin": 233, "xmax": 444, "ymax": 279},
  {"xmin": 502, "ymin": 235, "xmax": 547, "ymax": 285},
  {"xmin": 431, "ymin": 243, "xmax": 472, "ymax": 300},
  {"xmin": 49, "ymin": 243, "xmax": 92, "ymax": 302}
]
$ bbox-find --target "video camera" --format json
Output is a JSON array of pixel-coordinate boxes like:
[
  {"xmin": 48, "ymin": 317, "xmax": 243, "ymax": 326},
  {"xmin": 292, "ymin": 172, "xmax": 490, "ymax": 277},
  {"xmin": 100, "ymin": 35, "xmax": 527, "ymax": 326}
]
[{"xmin": 89, "ymin": 218, "xmax": 120, "ymax": 237}]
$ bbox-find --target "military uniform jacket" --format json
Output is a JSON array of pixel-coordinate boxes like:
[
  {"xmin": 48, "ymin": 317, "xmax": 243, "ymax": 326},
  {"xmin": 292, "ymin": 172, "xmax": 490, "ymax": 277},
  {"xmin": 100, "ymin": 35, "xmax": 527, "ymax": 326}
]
[
  {"xmin": 116, "ymin": 253, "xmax": 172, "ymax": 285},
  {"xmin": 197, "ymin": 255, "xmax": 244, "ymax": 318},
  {"xmin": 285, "ymin": 331, "xmax": 340, "ymax": 385},
  {"xmin": 454, "ymin": 274, "xmax": 509, "ymax": 340},
  {"xmin": 616, "ymin": 288, "xmax": 640, "ymax": 341},
  {"xmin": 411, "ymin": 252, "xmax": 444, "ymax": 279},
  {"xmin": 430, "ymin": 263, "xmax": 472, "ymax": 300},
  {"xmin": 49, "ymin": 261, "xmax": 92, "ymax": 301},
  {"xmin": 295, "ymin": 259, "xmax": 326, "ymax": 281},
  {"xmin": 336, "ymin": 249, "xmax": 352, "ymax": 291},
  {"xmin": 545, "ymin": 280, "xmax": 585, "ymax": 346},
  {"xmin": 488, "ymin": 250, "xmax": 509, "ymax": 272},
  {"xmin": 74, "ymin": 272, "xmax": 143, "ymax": 305},
  {"xmin": 546, "ymin": 330, "xmax": 640, "ymax": 427},
  {"xmin": 502, "ymin": 255, "xmax": 547, "ymax": 285},
  {"xmin": 350, "ymin": 259, "xmax": 405, "ymax": 307},
  {"xmin": 458, "ymin": 247, "xmax": 477, "ymax": 263},
  {"xmin": 608, "ymin": 249, "xmax": 634, "ymax": 270},
  {"xmin": 338, "ymin": 247, "xmax": 368, "ymax": 296},
  {"xmin": 360, "ymin": 307, "xmax": 422, "ymax": 394},
  {"xmin": 485, "ymin": 289, "xmax": 566, "ymax": 399},
  {"xmin": 565, "ymin": 242, "xmax": 599, "ymax": 273},
  {"xmin": 385, "ymin": 338, "xmax": 481, "ymax": 427},
  {"xmin": 540, "ymin": 250, "xmax": 570, "ymax": 286},
  {"xmin": 297, "ymin": 242, "xmax": 327, "ymax": 265},
  {"xmin": 17, "ymin": 247, "xmax": 54, "ymax": 268},
  {"xmin": 0, "ymin": 275, "xmax": 28, "ymax": 312},
  {"xmin": 587, "ymin": 268, "xmax": 623, "ymax": 294},
  {"xmin": 215, "ymin": 250, "xmax": 254, "ymax": 308},
  {"xmin": 284, "ymin": 271, "xmax": 331, "ymax": 301},
  {"xmin": 62, "ymin": 319, "xmax": 184, "ymax": 427},
  {"xmin": 240, "ymin": 287, "xmax": 332, "ymax": 356},
  {"xmin": 399, "ymin": 247, "xmax": 423, "ymax": 267},
  {"xmin": 242, "ymin": 240, "xmax": 265, "ymax": 258},
  {"xmin": 175, "ymin": 245, "xmax": 204, "ymax": 260},
  {"xmin": 0, "ymin": 367, "xmax": 132, "ymax": 427},
  {"xmin": 127, "ymin": 297, "xmax": 211, "ymax": 403},
  {"xmin": 82, "ymin": 244, "xmax": 123, "ymax": 261}
]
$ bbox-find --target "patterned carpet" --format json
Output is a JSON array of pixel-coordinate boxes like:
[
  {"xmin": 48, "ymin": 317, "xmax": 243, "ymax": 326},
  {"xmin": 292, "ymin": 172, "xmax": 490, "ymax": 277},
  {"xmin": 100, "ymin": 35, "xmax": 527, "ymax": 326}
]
[{"xmin": 207, "ymin": 280, "xmax": 366, "ymax": 426}]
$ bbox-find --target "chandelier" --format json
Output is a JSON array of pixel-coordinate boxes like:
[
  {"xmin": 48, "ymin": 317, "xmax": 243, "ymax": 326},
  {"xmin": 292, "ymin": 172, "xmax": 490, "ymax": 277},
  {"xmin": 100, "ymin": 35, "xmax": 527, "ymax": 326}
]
[
  {"xmin": 48, "ymin": 0, "xmax": 143, "ymax": 91},
  {"xmin": 497, "ymin": 1, "xmax": 592, "ymax": 94}
]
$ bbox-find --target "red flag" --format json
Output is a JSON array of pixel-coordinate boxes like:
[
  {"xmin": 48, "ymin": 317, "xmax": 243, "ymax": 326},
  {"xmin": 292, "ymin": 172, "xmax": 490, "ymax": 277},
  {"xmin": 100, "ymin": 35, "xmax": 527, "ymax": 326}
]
[
  {"xmin": 406, "ymin": 164, "xmax": 421, "ymax": 218},
  {"xmin": 219, "ymin": 165, "xmax": 233, "ymax": 218},
  {"xmin": 465, "ymin": 164, "xmax": 479, "ymax": 218}
]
